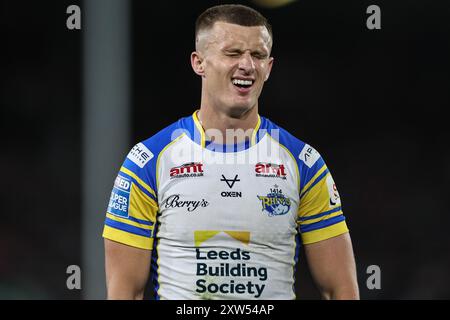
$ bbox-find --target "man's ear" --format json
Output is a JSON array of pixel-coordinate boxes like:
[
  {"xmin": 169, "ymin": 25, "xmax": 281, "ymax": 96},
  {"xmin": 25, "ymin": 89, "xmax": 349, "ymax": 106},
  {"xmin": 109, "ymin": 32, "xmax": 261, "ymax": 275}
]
[
  {"xmin": 191, "ymin": 51, "xmax": 205, "ymax": 77},
  {"xmin": 264, "ymin": 57, "xmax": 274, "ymax": 82}
]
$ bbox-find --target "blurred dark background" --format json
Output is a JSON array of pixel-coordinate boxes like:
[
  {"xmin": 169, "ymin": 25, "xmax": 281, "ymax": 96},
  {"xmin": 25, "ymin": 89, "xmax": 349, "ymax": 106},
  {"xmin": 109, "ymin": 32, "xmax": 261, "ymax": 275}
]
[{"xmin": 1, "ymin": 0, "xmax": 449, "ymax": 299}]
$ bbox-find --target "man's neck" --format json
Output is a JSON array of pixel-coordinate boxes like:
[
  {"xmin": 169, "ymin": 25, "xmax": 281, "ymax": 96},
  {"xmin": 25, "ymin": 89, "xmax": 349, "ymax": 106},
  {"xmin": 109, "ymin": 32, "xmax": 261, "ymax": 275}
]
[{"xmin": 197, "ymin": 105, "xmax": 259, "ymax": 144}]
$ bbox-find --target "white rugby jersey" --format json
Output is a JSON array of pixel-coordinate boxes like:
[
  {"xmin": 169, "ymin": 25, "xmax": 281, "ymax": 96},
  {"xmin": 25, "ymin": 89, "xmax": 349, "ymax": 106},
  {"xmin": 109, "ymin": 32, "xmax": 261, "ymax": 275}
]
[{"xmin": 103, "ymin": 111, "xmax": 349, "ymax": 300}]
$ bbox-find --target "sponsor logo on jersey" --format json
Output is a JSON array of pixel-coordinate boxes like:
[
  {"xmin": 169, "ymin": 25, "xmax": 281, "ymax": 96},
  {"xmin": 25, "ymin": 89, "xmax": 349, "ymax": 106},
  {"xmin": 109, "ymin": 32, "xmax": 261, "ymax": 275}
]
[
  {"xmin": 193, "ymin": 231, "xmax": 267, "ymax": 299},
  {"xmin": 255, "ymin": 162, "xmax": 287, "ymax": 180},
  {"xmin": 220, "ymin": 174, "xmax": 242, "ymax": 197},
  {"xmin": 299, "ymin": 144, "xmax": 320, "ymax": 168},
  {"xmin": 326, "ymin": 175, "xmax": 341, "ymax": 207},
  {"xmin": 127, "ymin": 143, "xmax": 153, "ymax": 168},
  {"xmin": 221, "ymin": 191, "xmax": 242, "ymax": 198},
  {"xmin": 114, "ymin": 175, "xmax": 131, "ymax": 192},
  {"xmin": 170, "ymin": 162, "xmax": 204, "ymax": 179},
  {"xmin": 195, "ymin": 248, "xmax": 267, "ymax": 299},
  {"xmin": 161, "ymin": 194, "xmax": 209, "ymax": 212},
  {"xmin": 220, "ymin": 174, "xmax": 240, "ymax": 188},
  {"xmin": 107, "ymin": 175, "xmax": 131, "ymax": 218},
  {"xmin": 257, "ymin": 185, "xmax": 291, "ymax": 217}
]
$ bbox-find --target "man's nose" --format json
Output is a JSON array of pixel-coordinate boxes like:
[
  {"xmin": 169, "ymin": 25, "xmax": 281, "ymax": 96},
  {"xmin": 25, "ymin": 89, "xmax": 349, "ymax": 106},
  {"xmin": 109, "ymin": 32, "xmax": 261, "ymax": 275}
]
[{"xmin": 238, "ymin": 52, "xmax": 255, "ymax": 74}]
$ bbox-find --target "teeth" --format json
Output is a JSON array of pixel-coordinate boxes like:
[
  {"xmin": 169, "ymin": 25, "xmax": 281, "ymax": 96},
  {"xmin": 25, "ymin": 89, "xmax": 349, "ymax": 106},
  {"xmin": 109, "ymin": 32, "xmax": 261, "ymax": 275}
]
[{"xmin": 232, "ymin": 79, "xmax": 253, "ymax": 86}]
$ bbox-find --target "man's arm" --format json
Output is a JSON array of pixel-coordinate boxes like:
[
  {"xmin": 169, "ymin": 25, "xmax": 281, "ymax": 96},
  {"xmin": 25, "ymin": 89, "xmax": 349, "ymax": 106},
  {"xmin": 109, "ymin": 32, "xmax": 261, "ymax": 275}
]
[
  {"xmin": 304, "ymin": 232, "xmax": 359, "ymax": 299},
  {"xmin": 105, "ymin": 238, "xmax": 152, "ymax": 300}
]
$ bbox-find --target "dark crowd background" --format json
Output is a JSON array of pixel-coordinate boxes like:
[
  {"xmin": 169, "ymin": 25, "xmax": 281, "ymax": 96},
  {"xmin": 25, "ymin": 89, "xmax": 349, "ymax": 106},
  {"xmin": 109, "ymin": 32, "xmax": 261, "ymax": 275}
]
[{"xmin": 1, "ymin": 0, "xmax": 449, "ymax": 299}]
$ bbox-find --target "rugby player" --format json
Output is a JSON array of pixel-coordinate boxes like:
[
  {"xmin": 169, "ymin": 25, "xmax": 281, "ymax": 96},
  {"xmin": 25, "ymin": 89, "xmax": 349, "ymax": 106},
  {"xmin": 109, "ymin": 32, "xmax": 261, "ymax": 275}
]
[{"xmin": 103, "ymin": 4, "xmax": 359, "ymax": 300}]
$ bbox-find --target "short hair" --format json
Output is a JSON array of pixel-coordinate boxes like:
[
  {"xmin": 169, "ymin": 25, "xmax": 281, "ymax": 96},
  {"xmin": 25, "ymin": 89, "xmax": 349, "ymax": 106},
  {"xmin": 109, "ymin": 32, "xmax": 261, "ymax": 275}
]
[{"xmin": 195, "ymin": 4, "xmax": 273, "ymax": 43}]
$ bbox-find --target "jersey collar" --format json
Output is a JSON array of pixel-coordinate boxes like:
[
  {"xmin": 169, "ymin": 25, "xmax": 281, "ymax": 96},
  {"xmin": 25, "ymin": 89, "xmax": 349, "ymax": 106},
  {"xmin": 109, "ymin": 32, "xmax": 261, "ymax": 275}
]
[{"xmin": 191, "ymin": 110, "xmax": 265, "ymax": 152}]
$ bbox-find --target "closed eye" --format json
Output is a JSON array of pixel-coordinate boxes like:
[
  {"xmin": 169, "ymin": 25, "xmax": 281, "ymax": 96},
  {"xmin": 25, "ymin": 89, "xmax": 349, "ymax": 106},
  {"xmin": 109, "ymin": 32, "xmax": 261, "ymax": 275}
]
[
  {"xmin": 253, "ymin": 53, "xmax": 267, "ymax": 59},
  {"xmin": 224, "ymin": 50, "xmax": 242, "ymax": 57},
  {"xmin": 223, "ymin": 50, "xmax": 268, "ymax": 59}
]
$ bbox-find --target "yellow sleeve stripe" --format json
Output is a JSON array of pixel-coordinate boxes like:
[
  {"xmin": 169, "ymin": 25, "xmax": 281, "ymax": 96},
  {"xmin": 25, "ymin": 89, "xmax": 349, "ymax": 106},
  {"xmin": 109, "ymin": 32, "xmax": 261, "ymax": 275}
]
[
  {"xmin": 120, "ymin": 166, "xmax": 157, "ymax": 199},
  {"xmin": 301, "ymin": 164, "xmax": 327, "ymax": 196},
  {"xmin": 267, "ymin": 134, "xmax": 300, "ymax": 192},
  {"xmin": 129, "ymin": 183, "xmax": 158, "ymax": 219},
  {"xmin": 298, "ymin": 210, "xmax": 343, "ymax": 225},
  {"xmin": 297, "ymin": 173, "xmax": 332, "ymax": 218},
  {"xmin": 103, "ymin": 225, "xmax": 153, "ymax": 250},
  {"xmin": 280, "ymin": 143, "xmax": 300, "ymax": 192},
  {"xmin": 301, "ymin": 221, "xmax": 349, "ymax": 245},
  {"xmin": 106, "ymin": 213, "xmax": 154, "ymax": 230}
]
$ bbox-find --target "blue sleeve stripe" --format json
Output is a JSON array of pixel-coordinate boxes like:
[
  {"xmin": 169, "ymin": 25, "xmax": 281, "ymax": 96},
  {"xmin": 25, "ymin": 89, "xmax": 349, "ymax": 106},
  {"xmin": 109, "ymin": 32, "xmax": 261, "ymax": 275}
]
[
  {"xmin": 300, "ymin": 157, "xmax": 326, "ymax": 191},
  {"xmin": 298, "ymin": 206, "xmax": 342, "ymax": 222},
  {"xmin": 300, "ymin": 168, "xmax": 329, "ymax": 200},
  {"xmin": 119, "ymin": 172, "xmax": 157, "ymax": 202},
  {"xmin": 134, "ymin": 180, "xmax": 158, "ymax": 202},
  {"xmin": 300, "ymin": 214, "xmax": 345, "ymax": 233},
  {"xmin": 127, "ymin": 216, "xmax": 154, "ymax": 226},
  {"xmin": 105, "ymin": 217, "xmax": 152, "ymax": 237}
]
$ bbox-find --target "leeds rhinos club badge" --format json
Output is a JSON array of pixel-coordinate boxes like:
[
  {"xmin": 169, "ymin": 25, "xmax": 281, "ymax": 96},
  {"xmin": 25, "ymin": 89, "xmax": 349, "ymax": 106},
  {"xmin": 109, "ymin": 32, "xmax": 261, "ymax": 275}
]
[{"xmin": 257, "ymin": 185, "xmax": 291, "ymax": 217}]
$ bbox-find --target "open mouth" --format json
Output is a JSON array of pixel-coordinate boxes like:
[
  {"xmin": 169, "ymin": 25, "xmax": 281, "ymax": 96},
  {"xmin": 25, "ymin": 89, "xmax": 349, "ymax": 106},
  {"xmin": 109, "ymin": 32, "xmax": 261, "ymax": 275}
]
[{"xmin": 232, "ymin": 78, "xmax": 254, "ymax": 91}]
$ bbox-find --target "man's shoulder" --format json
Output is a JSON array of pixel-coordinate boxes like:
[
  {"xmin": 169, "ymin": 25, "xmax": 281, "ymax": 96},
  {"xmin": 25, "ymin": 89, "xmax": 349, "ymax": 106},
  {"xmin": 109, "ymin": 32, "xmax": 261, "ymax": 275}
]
[
  {"xmin": 137, "ymin": 114, "xmax": 191, "ymax": 153},
  {"xmin": 262, "ymin": 116, "xmax": 307, "ymax": 152},
  {"xmin": 262, "ymin": 116, "xmax": 324, "ymax": 169},
  {"xmin": 262, "ymin": 116, "xmax": 327, "ymax": 192},
  {"xmin": 121, "ymin": 114, "xmax": 191, "ymax": 172}
]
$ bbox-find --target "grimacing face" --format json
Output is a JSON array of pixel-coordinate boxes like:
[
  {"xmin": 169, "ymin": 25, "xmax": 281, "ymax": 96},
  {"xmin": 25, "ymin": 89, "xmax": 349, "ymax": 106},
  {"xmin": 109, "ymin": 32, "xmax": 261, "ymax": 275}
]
[{"xmin": 192, "ymin": 21, "xmax": 274, "ymax": 117}]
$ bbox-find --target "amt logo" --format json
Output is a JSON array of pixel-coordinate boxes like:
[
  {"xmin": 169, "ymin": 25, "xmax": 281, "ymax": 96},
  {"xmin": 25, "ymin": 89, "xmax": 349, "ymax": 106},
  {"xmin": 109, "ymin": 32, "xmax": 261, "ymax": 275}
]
[
  {"xmin": 255, "ymin": 162, "xmax": 287, "ymax": 179},
  {"xmin": 170, "ymin": 162, "xmax": 204, "ymax": 178}
]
